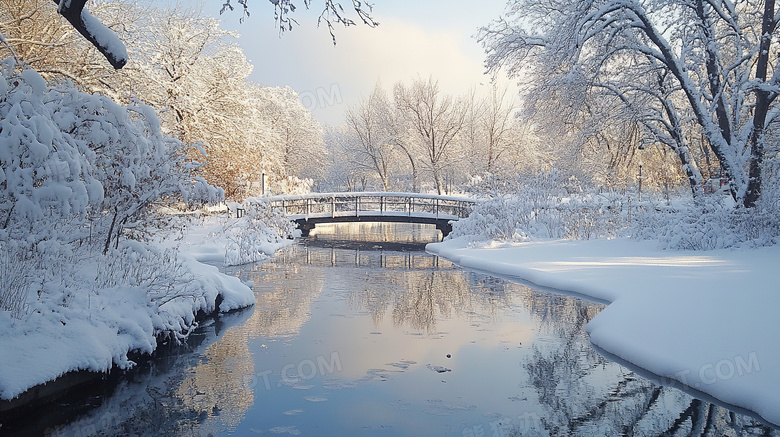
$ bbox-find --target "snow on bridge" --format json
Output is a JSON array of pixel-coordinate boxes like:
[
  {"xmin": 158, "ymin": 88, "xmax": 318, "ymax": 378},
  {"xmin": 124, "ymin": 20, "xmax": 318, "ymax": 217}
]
[{"xmin": 267, "ymin": 192, "xmax": 476, "ymax": 237}]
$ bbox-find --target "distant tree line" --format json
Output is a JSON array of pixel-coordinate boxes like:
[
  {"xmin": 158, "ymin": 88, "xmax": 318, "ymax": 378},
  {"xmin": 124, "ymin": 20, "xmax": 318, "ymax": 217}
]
[{"xmin": 1, "ymin": 0, "xmax": 326, "ymax": 198}]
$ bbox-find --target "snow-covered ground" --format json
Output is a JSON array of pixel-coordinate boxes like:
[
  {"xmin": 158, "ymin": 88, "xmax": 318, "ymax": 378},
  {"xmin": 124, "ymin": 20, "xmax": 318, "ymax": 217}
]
[
  {"xmin": 0, "ymin": 213, "xmax": 293, "ymax": 403},
  {"xmin": 428, "ymin": 237, "xmax": 780, "ymax": 426}
]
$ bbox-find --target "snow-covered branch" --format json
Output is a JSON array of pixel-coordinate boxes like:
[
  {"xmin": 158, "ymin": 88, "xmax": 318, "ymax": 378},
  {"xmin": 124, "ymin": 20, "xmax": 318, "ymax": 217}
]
[{"xmin": 51, "ymin": 0, "xmax": 127, "ymax": 69}]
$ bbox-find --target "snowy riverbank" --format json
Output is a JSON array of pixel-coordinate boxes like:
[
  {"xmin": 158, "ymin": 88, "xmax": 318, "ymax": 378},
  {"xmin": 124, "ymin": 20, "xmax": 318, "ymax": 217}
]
[
  {"xmin": 0, "ymin": 213, "xmax": 293, "ymax": 404},
  {"xmin": 427, "ymin": 237, "xmax": 780, "ymax": 426}
]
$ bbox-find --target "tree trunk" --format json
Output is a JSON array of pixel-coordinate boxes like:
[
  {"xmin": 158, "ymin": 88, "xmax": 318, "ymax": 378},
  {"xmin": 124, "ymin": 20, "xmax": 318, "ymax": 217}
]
[
  {"xmin": 433, "ymin": 168, "xmax": 444, "ymax": 195},
  {"xmin": 744, "ymin": 0, "xmax": 775, "ymax": 208},
  {"xmin": 103, "ymin": 209, "xmax": 119, "ymax": 255},
  {"xmin": 395, "ymin": 142, "xmax": 419, "ymax": 192}
]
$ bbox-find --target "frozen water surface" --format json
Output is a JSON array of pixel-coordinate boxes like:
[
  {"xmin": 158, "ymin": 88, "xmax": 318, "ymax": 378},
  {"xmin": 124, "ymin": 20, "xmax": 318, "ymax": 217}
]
[{"xmin": 12, "ymin": 223, "xmax": 778, "ymax": 436}]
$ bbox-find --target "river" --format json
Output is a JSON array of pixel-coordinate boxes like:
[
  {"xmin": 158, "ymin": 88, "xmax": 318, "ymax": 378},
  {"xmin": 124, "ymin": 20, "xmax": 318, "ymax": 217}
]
[{"xmin": 14, "ymin": 223, "xmax": 778, "ymax": 436}]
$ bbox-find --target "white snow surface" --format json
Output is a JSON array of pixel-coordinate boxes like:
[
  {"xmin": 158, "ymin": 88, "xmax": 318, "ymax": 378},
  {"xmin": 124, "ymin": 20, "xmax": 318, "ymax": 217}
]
[
  {"xmin": 0, "ymin": 214, "xmax": 291, "ymax": 401},
  {"xmin": 428, "ymin": 237, "xmax": 780, "ymax": 426}
]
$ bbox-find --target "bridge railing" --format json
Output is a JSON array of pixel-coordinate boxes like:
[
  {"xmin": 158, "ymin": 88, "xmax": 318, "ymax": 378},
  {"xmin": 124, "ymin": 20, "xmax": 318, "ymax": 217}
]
[{"xmin": 267, "ymin": 192, "xmax": 475, "ymax": 219}]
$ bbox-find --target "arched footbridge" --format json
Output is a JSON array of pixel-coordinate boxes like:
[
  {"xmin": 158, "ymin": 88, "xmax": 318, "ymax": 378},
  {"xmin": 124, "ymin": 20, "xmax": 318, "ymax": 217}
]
[{"xmin": 268, "ymin": 192, "xmax": 476, "ymax": 237}]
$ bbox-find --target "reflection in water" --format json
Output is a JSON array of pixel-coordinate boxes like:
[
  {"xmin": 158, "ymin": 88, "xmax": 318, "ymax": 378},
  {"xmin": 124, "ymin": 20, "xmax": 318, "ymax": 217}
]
[
  {"xmin": 276, "ymin": 244, "xmax": 448, "ymax": 270},
  {"xmin": 27, "ymin": 223, "xmax": 779, "ymax": 436},
  {"xmin": 310, "ymin": 222, "xmax": 442, "ymax": 247},
  {"xmin": 176, "ymin": 331, "xmax": 255, "ymax": 431},
  {"xmin": 235, "ymin": 262, "xmax": 325, "ymax": 339},
  {"xmin": 29, "ymin": 309, "xmax": 255, "ymax": 436},
  {"xmin": 348, "ymin": 267, "xmax": 475, "ymax": 333},
  {"xmin": 519, "ymin": 291, "xmax": 775, "ymax": 435}
]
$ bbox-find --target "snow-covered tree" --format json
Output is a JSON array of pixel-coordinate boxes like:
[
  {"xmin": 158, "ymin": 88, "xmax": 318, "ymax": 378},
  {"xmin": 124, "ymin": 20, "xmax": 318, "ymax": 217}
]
[
  {"xmin": 394, "ymin": 77, "xmax": 468, "ymax": 194},
  {"xmin": 322, "ymin": 125, "xmax": 373, "ymax": 191},
  {"xmin": 33, "ymin": 1, "xmax": 379, "ymax": 70},
  {"xmin": 0, "ymin": 62, "xmax": 219, "ymax": 253},
  {"xmin": 460, "ymin": 84, "xmax": 537, "ymax": 179},
  {"xmin": 261, "ymin": 85, "xmax": 326, "ymax": 185},
  {"xmin": 49, "ymin": 0, "xmax": 128, "ymax": 69},
  {"xmin": 0, "ymin": 0, "xmax": 133, "ymax": 94},
  {"xmin": 343, "ymin": 84, "xmax": 405, "ymax": 191},
  {"xmin": 481, "ymin": 0, "xmax": 780, "ymax": 207}
]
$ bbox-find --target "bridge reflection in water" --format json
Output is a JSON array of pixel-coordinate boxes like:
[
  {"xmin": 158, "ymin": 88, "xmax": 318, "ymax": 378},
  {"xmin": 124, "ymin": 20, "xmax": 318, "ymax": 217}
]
[
  {"xmin": 287, "ymin": 222, "xmax": 451, "ymax": 270},
  {"xmin": 278, "ymin": 244, "xmax": 448, "ymax": 270}
]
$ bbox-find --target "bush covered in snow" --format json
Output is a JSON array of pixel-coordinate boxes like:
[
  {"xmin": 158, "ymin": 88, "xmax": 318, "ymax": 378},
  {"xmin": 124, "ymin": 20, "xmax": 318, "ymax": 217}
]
[
  {"xmin": 453, "ymin": 171, "xmax": 780, "ymax": 250},
  {"xmin": 631, "ymin": 197, "xmax": 780, "ymax": 250},
  {"xmin": 0, "ymin": 63, "xmax": 266, "ymax": 400},
  {"xmin": 0, "ymin": 61, "xmax": 221, "ymax": 250},
  {"xmin": 453, "ymin": 171, "xmax": 629, "ymax": 242},
  {"xmin": 223, "ymin": 198, "xmax": 297, "ymax": 266}
]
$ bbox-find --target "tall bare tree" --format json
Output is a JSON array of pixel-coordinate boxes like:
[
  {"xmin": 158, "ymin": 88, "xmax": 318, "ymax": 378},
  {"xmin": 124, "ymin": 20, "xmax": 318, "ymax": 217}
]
[
  {"xmin": 482, "ymin": 84, "xmax": 519, "ymax": 175},
  {"xmin": 394, "ymin": 77, "xmax": 467, "ymax": 194},
  {"xmin": 344, "ymin": 84, "xmax": 398, "ymax": 190}
]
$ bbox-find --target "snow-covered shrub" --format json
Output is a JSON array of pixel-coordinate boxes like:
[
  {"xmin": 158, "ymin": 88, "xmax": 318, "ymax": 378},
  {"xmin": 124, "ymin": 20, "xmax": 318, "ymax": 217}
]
[
  {"xmin": 0, "ymin": 65, "xmax": 101, "ymax": 242},
  {"xmin": 632, "ymin": 195, "xmax": 780, "ymax": 250},
  {"xmin": 0, "ymin": 62, "xmax": 221, "ymax": 251},
  {"xmin": 60, "ymin": 91, "xmax": 221, "ymax": 252},
  {"xmin": 0, "ymin": 243, "xmax": 39, "ymax": 318},
  {"xmin": 452, "ymin": 171, "xmax": 629, "ymax": 242},
  {"xmin": 95, "ymin": 245, "xmax": 193, "ymax": 308},
  {"xmin": 0, "ymin": 61, "xmax": 222, "ymax": 248},
  {"xmin": 223, "ymin": 197, "xmax": 297, "ymax": 266},
  {"xmin": 0, "ymin": 63, "xmax": 263, "ymax": 400}
]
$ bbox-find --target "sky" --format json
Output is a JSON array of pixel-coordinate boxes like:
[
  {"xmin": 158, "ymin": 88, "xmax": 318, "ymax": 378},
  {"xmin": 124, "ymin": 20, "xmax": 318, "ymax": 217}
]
[{"xmin": 206, "ymin": 1, "xmax": 513, "ymax": 126}]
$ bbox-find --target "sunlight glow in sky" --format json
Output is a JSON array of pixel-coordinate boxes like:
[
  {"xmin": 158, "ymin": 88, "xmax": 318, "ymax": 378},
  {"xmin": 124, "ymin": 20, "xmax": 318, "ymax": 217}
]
[{"xmin": 209, "ymin": 1, "xmax": 512, "ymax": 126}]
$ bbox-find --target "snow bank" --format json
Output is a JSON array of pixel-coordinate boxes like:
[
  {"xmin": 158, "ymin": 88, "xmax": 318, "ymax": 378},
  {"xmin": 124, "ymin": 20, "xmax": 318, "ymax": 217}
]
[
  {"xmin": 428, "ymin": 237, "xmax": 780, "ymax": 426},
  {"xmin": 0, "ymin": 212, "xmax": 288, "ymax": 401}
]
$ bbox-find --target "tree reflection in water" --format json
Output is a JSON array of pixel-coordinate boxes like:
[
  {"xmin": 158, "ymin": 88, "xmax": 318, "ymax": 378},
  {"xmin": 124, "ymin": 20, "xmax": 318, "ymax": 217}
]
[
  {"xmin": 27, "ymin": 223, "xmax": 780, "ymax": 436},
  {"xmin": 347, "ymin": 269, "xmax": 475, "ymax": 333},
  {"xmin": 520, "ymin": 290, "xmax": 777, "ymax": 436}
]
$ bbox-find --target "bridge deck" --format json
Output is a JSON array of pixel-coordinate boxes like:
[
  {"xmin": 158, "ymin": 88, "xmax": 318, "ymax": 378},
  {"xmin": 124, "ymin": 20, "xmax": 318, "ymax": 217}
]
[
  {"xmin": 285, "ymin": 211, "xmax": 460, "ymax": 221},
  {"xmin": 267, "ymin": 191, "xmax": 474, "ymax": 203}
]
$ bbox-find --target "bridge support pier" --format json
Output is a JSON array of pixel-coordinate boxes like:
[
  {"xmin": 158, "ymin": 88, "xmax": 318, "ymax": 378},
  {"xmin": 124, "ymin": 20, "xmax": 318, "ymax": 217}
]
[
  {"xmin": 436, "ymin": 221, "xmax": 453, "ymax": 238},
  {"xmin": 295, "ymin": 220, "xmax": 316, "ymax": 237}
]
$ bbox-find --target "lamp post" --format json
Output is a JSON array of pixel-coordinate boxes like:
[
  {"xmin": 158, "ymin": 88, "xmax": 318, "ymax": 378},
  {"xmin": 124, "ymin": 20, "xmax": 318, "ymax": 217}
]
[
  {"xmin": 638, "ymin": 162, "xmax": 644, "ymax": 202},
  {"xmin": 261, "ymin": 171, "xmax": 267, "ymax": 196}
]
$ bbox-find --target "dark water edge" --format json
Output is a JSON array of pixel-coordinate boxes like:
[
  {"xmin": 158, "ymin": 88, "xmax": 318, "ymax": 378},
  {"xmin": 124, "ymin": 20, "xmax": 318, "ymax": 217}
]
[
  {"xmin": 591, "ymin": 344, "xmax": 780, "ymax": 431},
  {"xmin": 0, "ymin": 306, "xmax": 254, "ymax": 436}
]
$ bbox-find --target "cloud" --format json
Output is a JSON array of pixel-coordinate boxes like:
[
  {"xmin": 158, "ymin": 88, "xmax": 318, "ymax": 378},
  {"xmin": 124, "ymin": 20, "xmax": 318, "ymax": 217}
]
[{"xmin": 219, "ymin": 9, "xmax": 501, "ymax": 126}]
